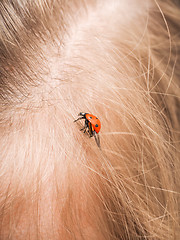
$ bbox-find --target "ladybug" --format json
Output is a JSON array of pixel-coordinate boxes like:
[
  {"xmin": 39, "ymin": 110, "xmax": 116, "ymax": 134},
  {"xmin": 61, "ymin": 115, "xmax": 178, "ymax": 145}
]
[{"xmin": 74, "ymin": 112, "xmax": 101, "ymax": 147}]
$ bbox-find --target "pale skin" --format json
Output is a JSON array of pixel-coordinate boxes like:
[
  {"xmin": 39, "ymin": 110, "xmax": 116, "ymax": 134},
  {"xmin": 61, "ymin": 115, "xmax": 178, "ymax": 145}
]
[{"xmin": 0, "ymin": 0, "xmax": 179, "ymax": 239}]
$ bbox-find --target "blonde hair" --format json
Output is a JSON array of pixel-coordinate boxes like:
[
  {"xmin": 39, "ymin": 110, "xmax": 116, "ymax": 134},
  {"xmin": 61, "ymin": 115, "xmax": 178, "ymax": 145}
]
[{"xmin": 0, "ymin": 0, "xmax": 179, "ymax": 239}]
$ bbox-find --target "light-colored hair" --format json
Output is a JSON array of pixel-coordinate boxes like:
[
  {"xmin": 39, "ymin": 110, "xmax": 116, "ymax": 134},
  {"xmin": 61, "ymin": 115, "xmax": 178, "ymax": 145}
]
[{"xmin": 0, "ymin": 0, "xmax": 179, "ymax": 239}]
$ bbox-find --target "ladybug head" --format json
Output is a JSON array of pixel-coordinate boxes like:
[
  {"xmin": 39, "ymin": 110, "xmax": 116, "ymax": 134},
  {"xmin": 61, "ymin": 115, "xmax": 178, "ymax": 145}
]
[{"xmin": 78, "ymin": 112, "xmax": 86, "ymax": 117}]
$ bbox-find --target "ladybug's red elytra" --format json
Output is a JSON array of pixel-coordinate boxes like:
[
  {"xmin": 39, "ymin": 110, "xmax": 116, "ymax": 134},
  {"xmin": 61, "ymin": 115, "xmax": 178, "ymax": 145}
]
[{"xmin": 74, "ymin": 112, "xmax": 101, "ymax": 147}]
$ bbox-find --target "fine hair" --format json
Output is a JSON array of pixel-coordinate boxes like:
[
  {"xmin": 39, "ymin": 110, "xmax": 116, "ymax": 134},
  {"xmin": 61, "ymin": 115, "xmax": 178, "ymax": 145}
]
[{"xmin": 0, "ymin": 0, "xmax": 179, "ymax": 239}]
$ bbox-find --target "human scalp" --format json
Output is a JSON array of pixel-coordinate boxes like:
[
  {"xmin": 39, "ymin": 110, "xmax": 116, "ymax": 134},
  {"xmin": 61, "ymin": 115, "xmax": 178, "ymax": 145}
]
[{"xmin": 0, "ymin": 0, "xmax": 180, "ymax": 239}]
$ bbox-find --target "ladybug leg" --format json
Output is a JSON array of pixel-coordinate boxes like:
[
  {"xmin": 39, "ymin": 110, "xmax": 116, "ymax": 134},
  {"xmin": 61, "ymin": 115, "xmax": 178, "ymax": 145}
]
[
  {"xmin": 87, "ymin": 122, "xmax": 93, "ymax": 137},
  {"xmin": 80, "ymin": 120, "xmax": 88, "ymax": 133},
  {"xmin": 74, "ymin": 117, "xmax": 84, "ymax": 122},
  {"xmin": 80, "ymin": 126, "xmax": 88, "ymax": 133}
]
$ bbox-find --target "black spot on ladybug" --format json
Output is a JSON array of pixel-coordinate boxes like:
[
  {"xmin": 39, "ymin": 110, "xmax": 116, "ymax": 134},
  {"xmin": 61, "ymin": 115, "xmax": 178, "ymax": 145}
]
[
  {"xmin": 96, "ymin": 118, "xmax": 98, "ymax": 119},
  {"xmin": 95, "ymin": 124, "xmax": 99, "ymax": 127}
]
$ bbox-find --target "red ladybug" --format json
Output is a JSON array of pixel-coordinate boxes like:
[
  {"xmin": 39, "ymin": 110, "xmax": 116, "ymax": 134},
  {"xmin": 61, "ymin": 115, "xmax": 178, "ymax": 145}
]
[{"xmin": 74, "ymin": 112, "xmax": 101, "ymax": 147}]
